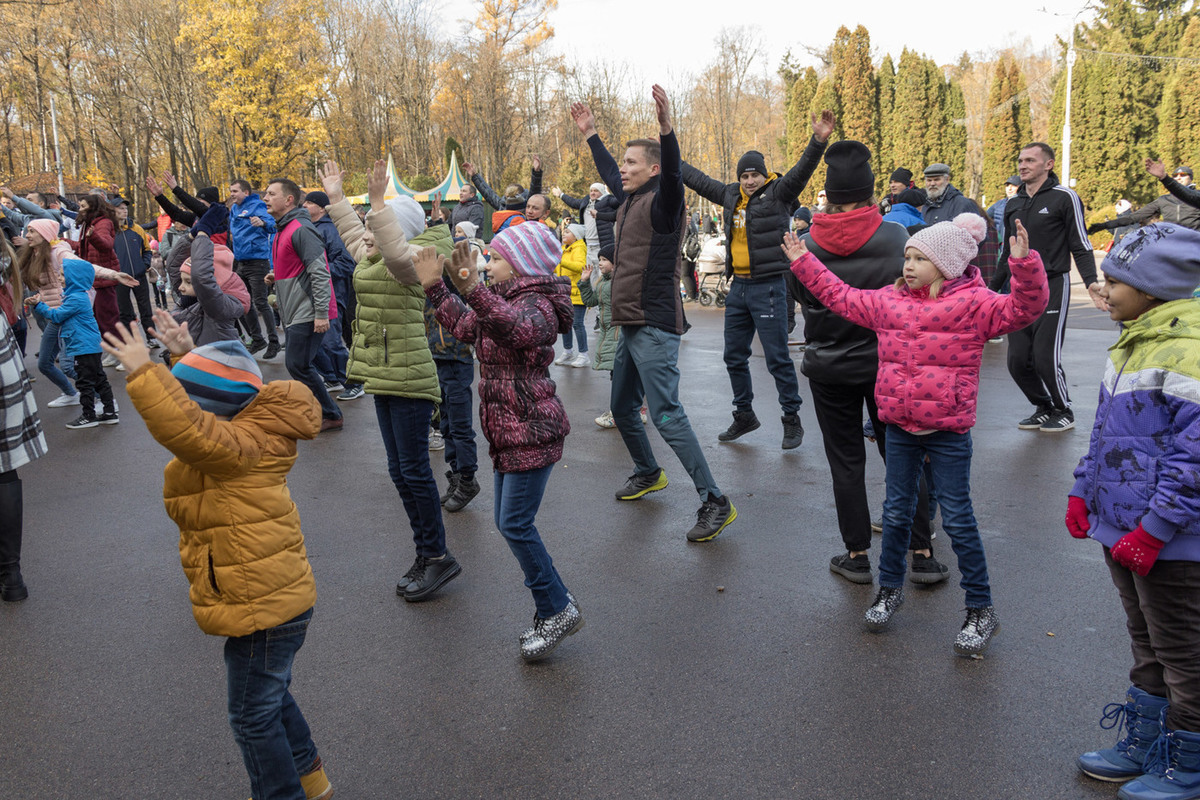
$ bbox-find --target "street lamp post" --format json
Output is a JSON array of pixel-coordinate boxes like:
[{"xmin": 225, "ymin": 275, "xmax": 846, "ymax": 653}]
[{"xmin": 1062, "ymin": 33, "xmax": 1076, "ymax": 187}]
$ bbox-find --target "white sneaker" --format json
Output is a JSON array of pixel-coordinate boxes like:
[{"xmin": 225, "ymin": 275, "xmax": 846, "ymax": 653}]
[
  {"xmin": 553, "ymin": 349, "xmax": 575, "ymax": 366},
  {"xmin": 640, "ymin": 406, "xmax": 649, "ymax": 425},
  {"xmin": 116, "ymin": 363, "xmax": 126, "ymax": 372},
  {"xmin": 101, "ymin": 353, "xmax": 119, "ymax": 368},
  {"xmin": 47, "ymin": 393, "xmax": 81, "ymax": 408},
  {"xmin": 595, "ymin": 410, "xmax": 615, "ymax": 428},
  {"xmin": 429, "ymin": 431, "xmax": 445, "ymax": 451},
  {"xmin": 570, "ymin": 352, "xmax": 590, "ymax": 368},
  {"xmin": 94, "ymin": 398, "xmax": 118, "ymax": 416}
]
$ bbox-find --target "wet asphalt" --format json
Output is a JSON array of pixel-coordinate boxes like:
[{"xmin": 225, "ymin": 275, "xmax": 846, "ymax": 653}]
[{"xmin": 1, "ymin": 290, "xmax": 1136, "ymax": 799}]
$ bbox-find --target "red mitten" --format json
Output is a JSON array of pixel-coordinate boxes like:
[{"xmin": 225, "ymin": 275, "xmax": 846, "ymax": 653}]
[
  {"xmin": 1110, "ymin": 525, "xmax": 1166, "ymax": 577},
  {"xmin": 1066, "ymin": 496, "xmax": 1091, "ymax": 539}
]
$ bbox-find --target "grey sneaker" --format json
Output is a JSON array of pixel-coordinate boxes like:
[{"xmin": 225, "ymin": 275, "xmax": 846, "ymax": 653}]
[
  {"xmin": 718, "ymin": 409, "xmax": 761, "ymax": 442},
  {"xmin": 615, "ymin": 468, "xmax": 668, "ymax": 501},
  {"xmin": 443, "ymin": 473, "xmax": 480, "ymax": 513},
  {"xmin": 1017, "ymin": 406, "xmax": 1054, "ymax": 430},
  {"xmin": 686, "ymin": 496, "xmax": 737, "ymax": 542},
  {"xmin": 864, "ymin": 586, "xmax": 905, "ymax": 631},
  {"xmin": 520, "ymin": 602, "xmax": 584, "ymax": 661},
  {"xmin": 954, "ymin": 606, "xmax": 1000, "ymax": 656},
  {"xmin": 337, "ymin": 384, "xmax": 365, "ymax": 401},
  {"xmin": 1040, "ymin": 409, "xmax": 1075, "ymax": 433}
]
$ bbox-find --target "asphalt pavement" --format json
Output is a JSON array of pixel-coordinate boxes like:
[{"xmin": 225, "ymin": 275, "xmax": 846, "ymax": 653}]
[{"xmin": 1, "ymin": 294, "xmax": 1135, "ymax": 799}]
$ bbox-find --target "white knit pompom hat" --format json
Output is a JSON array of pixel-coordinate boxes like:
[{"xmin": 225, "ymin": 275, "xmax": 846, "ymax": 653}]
[{"xmin": 905, "ymin": 213, "xmax": 987, "ymax": 279}]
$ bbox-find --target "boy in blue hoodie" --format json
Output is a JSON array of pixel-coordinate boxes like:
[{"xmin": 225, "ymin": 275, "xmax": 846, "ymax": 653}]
[{"xmin": 25, "ymin": 257, "xmax": 118, "ymax": 429}]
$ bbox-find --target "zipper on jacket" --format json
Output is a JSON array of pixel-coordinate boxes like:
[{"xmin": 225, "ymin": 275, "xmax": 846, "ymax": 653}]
[
  {"xmin": 1089, "ymin": 349, "xmax": 1133, "ymax": 502},
  {"xmin": 382, "ymin": 325, "xmax": 389, "ymax": 364}
]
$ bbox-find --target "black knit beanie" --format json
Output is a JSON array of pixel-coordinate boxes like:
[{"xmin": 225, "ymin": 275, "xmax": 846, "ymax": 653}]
[
  {"xmin": 196, "ymin": 187, "xmax": 220, "ymax": 205},
  {"xmin": 736, "ymin": 151, "xmax": 767, "ymax": 177},
  {"xmin": 598, "ymin": 245, "xmax": 615, "ymax": 264},
  {"xmin": 889, "ymin": 168, "xmax": 913, "ymax": 185},
  {"xmin": 824, "ymin": 141, "xmax": 875, "ymax": 204}
]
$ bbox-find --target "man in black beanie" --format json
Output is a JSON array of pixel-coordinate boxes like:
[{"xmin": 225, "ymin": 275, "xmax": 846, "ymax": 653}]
[
  {"xmin": 680, "ymin": 110, "xmax": 836, "ymax": 450},
  {"xmin": 881, "ymin": 167, "xmax": 914, "ymax": 214},
  {"xmin": 792, "ymin": 140, "xmax": 947, "ymax": 586}
]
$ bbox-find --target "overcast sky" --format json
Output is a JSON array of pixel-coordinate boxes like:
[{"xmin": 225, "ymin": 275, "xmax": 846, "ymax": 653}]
[{"xmin": 436, "ymin": 0, "xmax": 1090, "ymax": 90}]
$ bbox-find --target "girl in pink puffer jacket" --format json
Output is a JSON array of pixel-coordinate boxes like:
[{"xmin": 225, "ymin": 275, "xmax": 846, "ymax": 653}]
[{"xmin": 785, "ymin": 213, "xmax": 1048, "ymax": 657}]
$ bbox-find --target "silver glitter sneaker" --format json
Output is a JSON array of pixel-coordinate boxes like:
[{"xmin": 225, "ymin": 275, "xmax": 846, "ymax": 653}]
[
  {"xmin": 864, "ymin": 586, "xmax": 904, "ymax": 631},
  {"xmin": 520, "ymin": 592, "xmax": 579, "ymax": 644},
  {"xmin": 954, "ymin": 606, "xmax": 1000, "ymax": 656},
  {"xmin": 520, "ymin": 602, "xmax": 584, "ymax": 662}
]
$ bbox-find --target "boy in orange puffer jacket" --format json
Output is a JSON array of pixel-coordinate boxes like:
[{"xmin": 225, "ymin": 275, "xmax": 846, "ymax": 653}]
[{"xmin": 101, "ymin": 311, "xmax": 333, "ymax": 800}]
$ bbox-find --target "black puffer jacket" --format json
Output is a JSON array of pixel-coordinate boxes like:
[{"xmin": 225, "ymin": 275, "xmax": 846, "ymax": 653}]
[
  {"xmin": 796, "ymin": 206, "xmax": 907, "ymax": 386},
  {"xmin": 683, "ymin": 136, "xmax": 827, "ymax": 280}
]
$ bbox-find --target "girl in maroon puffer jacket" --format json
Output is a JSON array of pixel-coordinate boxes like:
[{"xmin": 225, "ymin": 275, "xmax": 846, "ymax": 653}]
[{"xmin": 418, "ymin": 222, "xmax": 583, "ymax": 662}]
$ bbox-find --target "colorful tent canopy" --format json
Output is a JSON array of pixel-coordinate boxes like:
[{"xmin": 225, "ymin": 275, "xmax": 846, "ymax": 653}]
[{"xmin": 346, "ymin": 152, "xmax": 470, "ymax": 204}]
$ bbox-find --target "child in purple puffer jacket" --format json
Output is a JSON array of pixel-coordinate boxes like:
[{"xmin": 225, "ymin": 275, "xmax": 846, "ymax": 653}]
[
  {"xmin": 1069, "ymin": 223, "xmax": 1200, "ymax": 799},
  {"xmin": 785, "ymin": 213, "xmax": 1048, "ymax": 657},
  {"xmin": 416, "ymin": 222, "xmax": 583, "ymax": 662}
]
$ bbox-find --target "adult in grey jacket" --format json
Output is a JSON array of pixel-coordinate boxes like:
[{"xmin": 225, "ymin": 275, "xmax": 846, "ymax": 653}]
[
  {"xmin": 165, "ymin": 234, "xmax": 249, "ymax": 346},
  {"xmin": 921, "ymin": 163, "xmax": 983, "ymax": 224},
  {"xmin": 681, "ymin": 110, "xmax": 834, "ymax": 449},
  {"xmin": 448, "ymin": 184, "xmax": 485, "ymax": 233}
]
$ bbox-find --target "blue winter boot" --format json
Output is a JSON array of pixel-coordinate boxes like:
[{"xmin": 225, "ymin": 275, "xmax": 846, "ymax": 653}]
[
  {"xmin": 1079, "ymin": 687, "xmax": 1170, "ymax": 781},
  {"xmin": 1118, "ymin": 714, "xmax": 1200, "ymax": 800}
]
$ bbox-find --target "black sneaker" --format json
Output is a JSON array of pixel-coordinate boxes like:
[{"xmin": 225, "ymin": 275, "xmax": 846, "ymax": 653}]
[
  {"xmin": 440, "ymin": 471, "xmax": 461, "ymax": 505},
  {"xmin": 65, "ymin": 414, "xmax": 98, "ymax": 429},
  {"xmin": 718, "ymin": 409, "xmax": 760, "ymax": 442},
  {"xmin": 397, "ymin": 552, "xmax": 462, "ymax": 602},
  {"xmin": 97, "ymin": 411, "xmax": 120, "ymax": 426},
  {"xmin": 247, "ymin": 339, "xmax": 268, "ymax": 355},
  {"xmin": 1040, "ymin": 408, "xmax": 1075, "ymax": 433},
  {"xmin": 337, "ymin": 384, "xmax": 365, "ymax": 401},
  {"xmin": 781, "ymin": 414, "xmax": 804, "ymax": 450},
  {"xmin": 686, "ymin": 495, "xmax": 737, "ymax": 542},
  {"xmin": 864, "ymin": 586, "xmax": 905, "ymax": 630},
  {"xmin": 830, "ymin": 552, "xmax": 872, "ymax": 584},
  {"xmin": 443, "ymin": 473, "xmax": 480, "ymax": 513},
  {"xmin": 262, "ymin": 342, "xmax": 281, "ymax": 360},
  {"xmin": 954, "ymin": 606, "xmax": 1000, "ymax": 656},
  {"xmin": 615, "ymin": 468, "xmax": 668, "ymax": 501},
  {"xmin": 910, "ymin": 552, "xmax": 950, "ymax": 585},
  {"xmin": 1017, "ymin": 406, "xmax": 1053, "ymax": 430}
]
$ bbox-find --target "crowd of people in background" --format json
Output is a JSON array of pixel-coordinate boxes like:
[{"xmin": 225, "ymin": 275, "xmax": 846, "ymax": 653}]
[{"xmin": 2, "ymin": 81, "xmax": 1199, "ymax": 800}]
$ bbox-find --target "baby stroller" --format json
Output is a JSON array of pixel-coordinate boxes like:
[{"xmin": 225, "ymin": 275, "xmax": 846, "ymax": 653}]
[{"xmin": 696, "ymin": 235, "xmax": 728, "ymax": 307}]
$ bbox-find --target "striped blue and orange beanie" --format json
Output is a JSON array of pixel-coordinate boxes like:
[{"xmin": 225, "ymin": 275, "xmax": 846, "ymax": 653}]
[
  {"xmin": 171, "ymin": 340, "xmax": 263, "ymax": 417},
  {"xmin": 489, "ymin": 222, "xmax": 562, "ymax": 277}
]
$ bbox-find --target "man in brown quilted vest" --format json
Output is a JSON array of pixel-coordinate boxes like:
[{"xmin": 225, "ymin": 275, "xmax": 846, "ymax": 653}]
[{"xmin": 571, "ymin": 85, "xmax": 737, "ymax": 543}]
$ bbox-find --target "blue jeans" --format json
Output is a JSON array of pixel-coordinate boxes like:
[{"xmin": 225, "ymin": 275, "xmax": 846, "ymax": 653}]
[
  {"xmin": 562, "ymin": 305, "xmax": 588, "ymax": 352},
  {"xmin": 312, "ymin": 324, "xmax": 349, "ymax": 384},
  {"xmin": 723, "ymin": 276, "xmax": 801, "ymax": 414},
  {"xmin": 284, "ymin": 323, "xmax": 341, "ymax": 420},
  {"xmin": 494, "ymin": 465, "xmax": 569, "ymax": 617},
  {"xmin": 435, "ymin": 359, "xmax": 478, "ymax": 476},
  {"xmin": 224, "ymin": 608, "xmax": 319, "ymax": 800},
  {"xmin": 879, "ymin": 426, "xmax": 992, "ymax": 606},
  {"xmin": 611, "ymin": 325, "xmax": 720, "ymax": 498},
  {"xmin": 373, "ymin": 395, "xmax": 447, "ymax": 558},
  {"xmin": 37, "ymin": 319, "xmax": 75, "ymax": 394}
]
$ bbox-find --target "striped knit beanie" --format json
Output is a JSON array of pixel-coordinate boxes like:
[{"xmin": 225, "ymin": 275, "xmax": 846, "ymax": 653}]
[
  {"xmin": 489, "ymin": 221, "xmax": 562, "ymax": 276},
  {"xmin": 171, "ymin": 340, "xmax": 263, "ymax": 417}
]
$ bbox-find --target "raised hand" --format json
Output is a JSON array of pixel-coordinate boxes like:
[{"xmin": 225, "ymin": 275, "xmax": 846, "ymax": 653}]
[
  {"xmin": 462, "ymin": 161, "xmax": 476, "ymax": 178},
  {"xmin": 430, "ymin": 191, "xmax": 442, "ymax": 218},
  {"xmin": 781, "ymin": 230, "xmax": 808, "ymax": 262},
  {"xmin": 1009, "ymin": 218, "xmax": 1030, "ymax": 260},
  {"xmin": 581, "ymin": 264, "xmax": 593, "ymax": 281},
  {"xmin": 367, "ymin": 159, "xmax": 388, "ymax": 208},
  {"xmin": 0, "ymin": 187, "xmax": 13, "ymax": 200},
  {"xmin": 570, "ymin": 102, "xmax": 597, "ymax": 138},
  {"xmin": 652, "ymin": 84, "xmax": 672, "ymax": 135},
  {"xmin": 1145, "ymin": 158, "xmax": 1167, "ymax": 180},
  {"xmin": 319, "ymin": 159, "xmax": 347, "ymax": 203},
  {"xmin": 145, "ymin": 175, "xmax": 163, "ymax": 196},
  {"xmin": 811, "ymin": 110, "xmax": 836, "ymax": 143},
  {"xmin": 448, "ymin": 240, "xmax": 478, "ymax": 294},
  {"xmin": 414, "ymin": 245, "xmax": 446, "ymax": 289},
  {"xmin": 149, "ymin": 308, "xmax": 194, "ymax": 356},
  {"xmin": 100, "ymin": 322, "xmax": 152, "ymax": 374},
  {"xmin": 162, "ymin": 171, "xmax": 178, "ymax": 190},
  {"xmin": 531, "ymin": 154, "xmax": 542, "ymax": 172}
]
